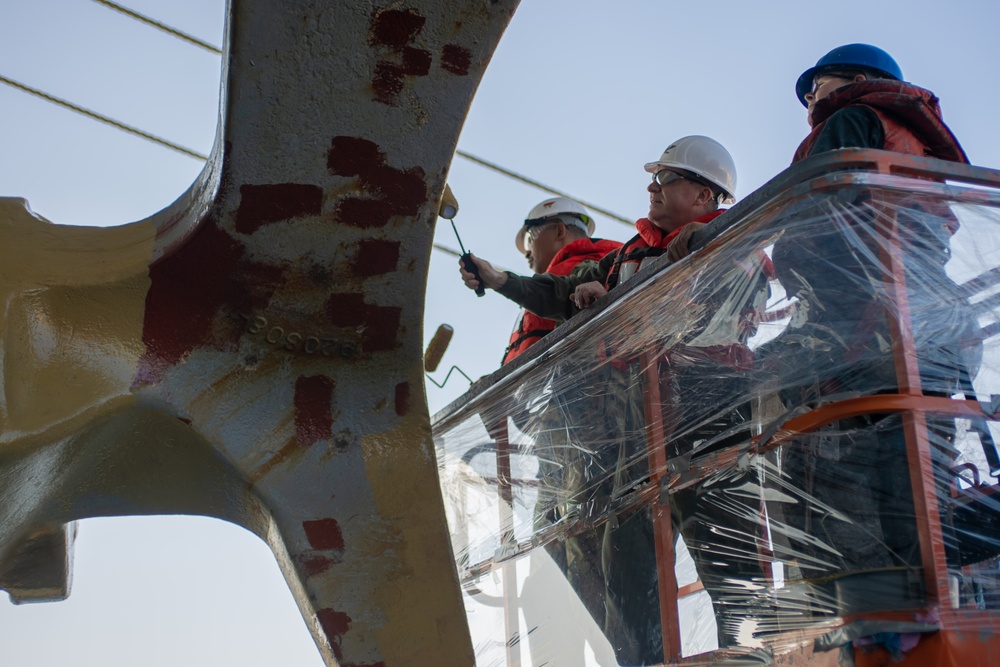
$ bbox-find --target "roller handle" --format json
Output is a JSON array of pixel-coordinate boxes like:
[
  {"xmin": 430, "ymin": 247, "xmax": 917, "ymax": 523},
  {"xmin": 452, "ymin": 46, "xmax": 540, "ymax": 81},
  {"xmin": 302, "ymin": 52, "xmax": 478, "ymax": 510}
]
[{"xmin": 461, "ymin": 252, "xmax": 485, "ymax": 297}]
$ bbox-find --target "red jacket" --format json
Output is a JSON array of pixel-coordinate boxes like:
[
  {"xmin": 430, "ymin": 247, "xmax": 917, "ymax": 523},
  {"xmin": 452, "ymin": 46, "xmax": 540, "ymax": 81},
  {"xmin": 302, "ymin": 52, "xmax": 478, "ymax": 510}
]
[
  {"xmin": 502, "ymin": 237, "xmax": 623, "ymax": 364},
  {"xmin": 793, "ymin": 80, "xmax": 968, "ymax": 164},
  {"xmin": 605, "ymin": 210, "xmax": 726, "ymax": 289}
]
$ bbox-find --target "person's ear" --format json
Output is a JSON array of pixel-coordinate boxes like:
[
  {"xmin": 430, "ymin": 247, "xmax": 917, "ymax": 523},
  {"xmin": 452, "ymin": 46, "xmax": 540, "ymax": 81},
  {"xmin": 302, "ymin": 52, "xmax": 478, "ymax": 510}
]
[
  {"xmin": 695, "ymin": 185, "xmax": 714, "ymax": 207},
  {"xmin": 853, "ymin": 73, "xmax": 867, "ymax": 83},
  {"xmin": 554, "ymin": 222, "xmax": 567, "ymax": 240}
]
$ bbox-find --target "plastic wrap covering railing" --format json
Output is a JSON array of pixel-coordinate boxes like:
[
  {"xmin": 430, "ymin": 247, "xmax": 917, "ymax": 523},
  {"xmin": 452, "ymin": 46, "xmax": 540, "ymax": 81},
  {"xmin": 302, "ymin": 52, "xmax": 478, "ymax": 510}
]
[{"xmin": 432, "ymin": 150, "xmax": 1000, "ymax": 666}]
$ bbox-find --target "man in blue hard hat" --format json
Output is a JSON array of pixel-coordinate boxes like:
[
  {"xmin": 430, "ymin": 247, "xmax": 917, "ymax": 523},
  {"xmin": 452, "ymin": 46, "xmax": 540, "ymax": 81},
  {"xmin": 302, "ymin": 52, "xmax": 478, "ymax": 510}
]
[
  {"xmin": 793, "ymin": 42, "xmax": 967, "ymax": 162},
  {"xmin": 752, "ymin": 43, "xmax": 981, "ymax": 618}
]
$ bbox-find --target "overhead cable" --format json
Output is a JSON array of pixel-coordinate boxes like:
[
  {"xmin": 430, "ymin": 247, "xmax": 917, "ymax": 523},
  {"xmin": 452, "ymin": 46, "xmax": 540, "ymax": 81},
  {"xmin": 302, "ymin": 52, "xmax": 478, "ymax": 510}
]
[
  {"xmin": 90, "ymin": 0, "xmax": 222, "ymax": 54},
  {"xmin": 456, "ymin": 150, "xmax": 633, "ymax": 226},
  {"xmin": 434, "ymin": 244, "xmax": 511, "ymax": 272},
  {"xmin": 0, "ymin": 75, "xmax": 512, "ymax": 264},
  {"xmin": 0, "ymin": 73, "xmax": 209, "ymax": 161}
]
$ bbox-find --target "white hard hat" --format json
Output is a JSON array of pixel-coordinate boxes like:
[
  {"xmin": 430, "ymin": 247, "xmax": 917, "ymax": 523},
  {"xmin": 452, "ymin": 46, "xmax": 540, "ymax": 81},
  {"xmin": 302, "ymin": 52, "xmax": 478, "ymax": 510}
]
[
  {"xmin": 515, "ymin": 197, "xmax": 595, "ymax": 254},
  {"xmin": 644, "ymin": 135, "xmax": 737, "ymax": 205}
]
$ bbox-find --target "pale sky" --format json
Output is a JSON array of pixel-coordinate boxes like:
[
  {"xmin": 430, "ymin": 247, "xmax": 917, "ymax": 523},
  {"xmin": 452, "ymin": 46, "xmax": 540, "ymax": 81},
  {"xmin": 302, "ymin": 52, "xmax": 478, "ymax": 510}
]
[{"xmin": 2, "ymin": 0, "xmax": 999, "ymax": 664}]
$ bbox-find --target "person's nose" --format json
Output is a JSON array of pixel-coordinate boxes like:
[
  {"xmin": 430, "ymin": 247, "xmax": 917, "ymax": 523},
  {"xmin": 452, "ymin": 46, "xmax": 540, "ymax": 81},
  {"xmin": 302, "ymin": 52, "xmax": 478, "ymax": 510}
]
[
  {"xmin": 804, "ymin": 91, "xmax": 816, "ymax": 104},
  {"xmin": 647, "ymin": 180, "xmax": 658, "ymax": 193}
]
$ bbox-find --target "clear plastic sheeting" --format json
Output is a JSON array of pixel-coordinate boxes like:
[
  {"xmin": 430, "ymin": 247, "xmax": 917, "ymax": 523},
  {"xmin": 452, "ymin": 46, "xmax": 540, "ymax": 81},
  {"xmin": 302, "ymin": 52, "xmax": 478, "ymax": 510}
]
[{"xmin": 432, "ymin": 151, "xmax": 1000, "ymax": 666}]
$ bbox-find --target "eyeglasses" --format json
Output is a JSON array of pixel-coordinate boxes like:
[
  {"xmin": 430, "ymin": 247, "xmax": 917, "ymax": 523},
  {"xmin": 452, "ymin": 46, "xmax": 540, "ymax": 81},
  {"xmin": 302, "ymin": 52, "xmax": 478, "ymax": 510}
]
[
  {"xmin": 522, "ymin": 221, "xmax": 558, "ymax": 250},
  {"xmin": 652, "ymin": 169, "xmax": 687, "ymax": 187}
]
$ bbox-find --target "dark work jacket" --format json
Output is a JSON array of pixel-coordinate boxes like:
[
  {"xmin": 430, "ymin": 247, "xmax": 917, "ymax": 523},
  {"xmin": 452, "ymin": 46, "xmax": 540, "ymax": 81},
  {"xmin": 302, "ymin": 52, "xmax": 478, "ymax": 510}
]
[{"xmin": 794, "ymin": 80, "xmax": 968, "ymax": 164}]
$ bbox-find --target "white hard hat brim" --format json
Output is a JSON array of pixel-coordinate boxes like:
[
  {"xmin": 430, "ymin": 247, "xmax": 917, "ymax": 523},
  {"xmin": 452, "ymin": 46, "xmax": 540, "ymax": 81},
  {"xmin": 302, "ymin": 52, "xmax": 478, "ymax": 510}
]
[{"xmin": 643, "ymin": 161, "xmax": 735, "ymax": 205}]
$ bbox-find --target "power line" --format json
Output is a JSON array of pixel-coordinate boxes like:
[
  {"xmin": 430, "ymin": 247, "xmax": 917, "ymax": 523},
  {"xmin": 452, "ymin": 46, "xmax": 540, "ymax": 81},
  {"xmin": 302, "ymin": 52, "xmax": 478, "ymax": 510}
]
[
  {"xmin": 90, "ymin": 0, "xmax": 222, "ymax": 54},
  {"xmin": 0, "ymin": 74, "xmax": 511, "ymax": 263},
  {"xmin": 455, "ymin": 150, "xmax": 633, "ymax": 226},
  {"xmin": 434, "ymin": 244, "xmax": 511, "ymax": 272},
  {"xmin": 2, "ymin": 68, "xmax": 632, "ymax": 229},
  {"xmin": 0, "ymin": 73, "xmax": 209, "ymax": 161},
  {"xmin": 434, "ymin": 243, "xmax": 462, "ymax": 259}
]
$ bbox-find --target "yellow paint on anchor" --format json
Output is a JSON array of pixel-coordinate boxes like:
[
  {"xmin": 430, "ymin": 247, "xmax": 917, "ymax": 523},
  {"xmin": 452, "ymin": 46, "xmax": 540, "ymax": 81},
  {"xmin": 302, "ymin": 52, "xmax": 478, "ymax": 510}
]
[
  {"xmin": 359, "ymin": 363, "xmax": 474, "ymax": 667},
  {"xmin": 0, "ymin": 198, "xmax": 155, "ymax": 435}
]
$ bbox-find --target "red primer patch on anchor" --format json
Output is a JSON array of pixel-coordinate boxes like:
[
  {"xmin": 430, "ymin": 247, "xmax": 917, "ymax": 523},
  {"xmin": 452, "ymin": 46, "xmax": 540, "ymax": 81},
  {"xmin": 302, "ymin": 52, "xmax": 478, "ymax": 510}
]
[
  {"xmin": 328, "ymin": 137, "xmax": 383, "ymax": 175},
  {"xmin": 369, "ymin": 8, "xmax": 425, "ymax": 48},
  {"xmin": 327, "ymin": 137, "xmax": 427, "ymax": 228},
  {"xmin": 367, "ymin": 9, "xmax": 431, "ymax": 105},
  {"xmin": 326, "ymin": 293, "xmax": 402, "ymax": 352},
  {"xmin": 394, "ymin": 382, "xmax": 410, "ymax": 416},
  {"xmin": 317, "ymin": 607, "xmax": 352, "ymax": 660},
  {"xmin": 355, "ymin": 240, "xmax": 400, "ymax": 276},
  {"xmin": 235, "ymin": 183, "xmax": 322, "ymax": 234},
  {"xmin": 137, "ymin": 219, "xmax": 287, "ymax": 384},
  {"xmin": 295, "ymin": 375, "xmax": 336, "ymax": 445},
  {"xmin": 362, "ymin": 165, "xmax": 425, "ymax": 213},
  {"xmin": 401, "ymin": 47, "xmax": 432, "ymax": 75},
  {"xmin": 303, "ymin": 519, "xmax": 345, "ymax": 551},
  {"xmin": 301, "ymin": 554, "xmax": 337, "ymax": 577},
  {"xmin": 372, "ymin": 61, "xmax": 405, "ymax": 105},
  {"xmin": 441, "ymin": 44, "xmax": 473, "ymax": 75},
  {"xmin": 336, "ymin": 199, "xmax": 396, "ymax": 228}
]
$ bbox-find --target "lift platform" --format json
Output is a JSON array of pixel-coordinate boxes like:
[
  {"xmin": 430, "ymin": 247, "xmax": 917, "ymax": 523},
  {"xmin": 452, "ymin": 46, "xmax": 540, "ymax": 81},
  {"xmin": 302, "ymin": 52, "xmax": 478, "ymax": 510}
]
[{"xmin": 433, "ymin": 149, "xmax": 1000, "ymax": 666}]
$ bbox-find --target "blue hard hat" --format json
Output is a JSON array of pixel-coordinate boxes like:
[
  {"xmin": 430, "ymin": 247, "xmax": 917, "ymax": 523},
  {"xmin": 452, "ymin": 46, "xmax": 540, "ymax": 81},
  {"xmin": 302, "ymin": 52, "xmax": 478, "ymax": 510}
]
[{"xmin": 795, "ymin": 43, "xmax": 903, "ymax": 106}]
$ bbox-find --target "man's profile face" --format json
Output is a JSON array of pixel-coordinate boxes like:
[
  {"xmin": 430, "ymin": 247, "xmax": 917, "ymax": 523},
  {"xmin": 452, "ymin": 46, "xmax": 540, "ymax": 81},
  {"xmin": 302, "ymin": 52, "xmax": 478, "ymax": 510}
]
[
  {"xmin": 523, "ymin": 221, "xmax": 563, "ymax": 273},
  {"xmin": 804, "ymin": 73, "xmax": 864, "ymax": 126},
  {"xmin": 646, "ymin": 171, "xmax": 705, "ymax": 232}
]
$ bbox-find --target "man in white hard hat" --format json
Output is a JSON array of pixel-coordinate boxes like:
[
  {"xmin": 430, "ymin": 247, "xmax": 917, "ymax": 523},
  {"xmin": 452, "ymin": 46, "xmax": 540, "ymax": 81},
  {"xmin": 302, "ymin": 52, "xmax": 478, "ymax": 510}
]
[
  {"xmin": 461, "ymin": 136, "xmax": 774, "ymax": 654},
  {"xmin": 506, "ymin": 199, "xmax": 622, "ymax": 662},
  {"xmin": 750, "ymin": 44, "xmax": 981, "ymax": 603},
  {"xmin": 502, "ymin": 197, "xmax": 622, "ymax": 365}
]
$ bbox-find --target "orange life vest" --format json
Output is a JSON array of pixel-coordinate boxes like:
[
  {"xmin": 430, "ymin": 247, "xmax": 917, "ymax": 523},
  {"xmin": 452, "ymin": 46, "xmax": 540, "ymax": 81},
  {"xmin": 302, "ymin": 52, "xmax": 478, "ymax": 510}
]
[
  {"xmin": 605, "ymin": 211, "xmax": 725, "ymax": 290},
  {"xmin": 793, "ymin": 80, "xmax": 968, "ymax": 164}
]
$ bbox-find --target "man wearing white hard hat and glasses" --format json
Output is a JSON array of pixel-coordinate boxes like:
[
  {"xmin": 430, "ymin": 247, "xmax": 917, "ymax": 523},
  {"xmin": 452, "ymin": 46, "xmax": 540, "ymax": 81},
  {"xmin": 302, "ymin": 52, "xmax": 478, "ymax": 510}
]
[{"xmin": 460, "ymin": 136, "xmax": 774, "ymax": 653}]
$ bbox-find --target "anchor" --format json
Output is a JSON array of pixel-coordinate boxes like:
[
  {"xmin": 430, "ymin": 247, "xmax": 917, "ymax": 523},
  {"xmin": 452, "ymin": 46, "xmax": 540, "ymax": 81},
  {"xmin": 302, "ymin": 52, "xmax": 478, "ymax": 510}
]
[{"xmin": 0, "ymin": 1, "xmax": 519, "ymax": 664}]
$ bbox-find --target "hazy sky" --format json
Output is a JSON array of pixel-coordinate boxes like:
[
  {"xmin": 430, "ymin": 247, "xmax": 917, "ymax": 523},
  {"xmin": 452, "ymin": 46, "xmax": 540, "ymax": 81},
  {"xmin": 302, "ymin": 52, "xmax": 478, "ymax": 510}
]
[{"xmin": 2, "ymin": 0, "xmax": 999, "ymax": 664}]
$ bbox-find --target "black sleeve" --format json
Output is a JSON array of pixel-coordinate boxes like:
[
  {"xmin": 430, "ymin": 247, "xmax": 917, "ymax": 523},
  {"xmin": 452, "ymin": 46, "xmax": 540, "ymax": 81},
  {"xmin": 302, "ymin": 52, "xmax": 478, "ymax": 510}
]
[
  {"xmin": 493, "ymin": 255, "xmax": 614, "ymax": 323},
  {"xmin": 809, "ymin": 105, "xmax": 884, "ymax": 156},
  {"xmin": 494, "ymin": 272, "xmax": 582, "ymax": 323}
]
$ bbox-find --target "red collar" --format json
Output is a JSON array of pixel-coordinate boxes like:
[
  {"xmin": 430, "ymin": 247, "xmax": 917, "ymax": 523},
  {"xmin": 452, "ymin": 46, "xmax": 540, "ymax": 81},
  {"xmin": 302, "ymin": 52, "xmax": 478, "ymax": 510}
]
[{"xmin": 634, "ymin": 209, "xmax": 725, "ymax": 248}]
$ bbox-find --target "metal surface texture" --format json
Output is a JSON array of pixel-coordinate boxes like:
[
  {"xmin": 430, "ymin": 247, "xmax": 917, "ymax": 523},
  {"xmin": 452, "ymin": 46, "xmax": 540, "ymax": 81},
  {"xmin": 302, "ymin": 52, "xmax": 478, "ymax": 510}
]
[{"xmin": 0, "ymin": 1, "xmax": 518, "ymax": 665}]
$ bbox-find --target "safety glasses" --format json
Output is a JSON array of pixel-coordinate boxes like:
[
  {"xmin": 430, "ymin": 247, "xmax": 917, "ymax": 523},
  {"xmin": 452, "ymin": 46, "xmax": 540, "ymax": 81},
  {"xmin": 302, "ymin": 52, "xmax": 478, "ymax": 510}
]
[
  {"xmin": 522, "ymin": 221, "xmax": 558, "ymax": 250},
  {"xmin": 652, "ymin": 169, "xmax": 687, "ymax": 187}
]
